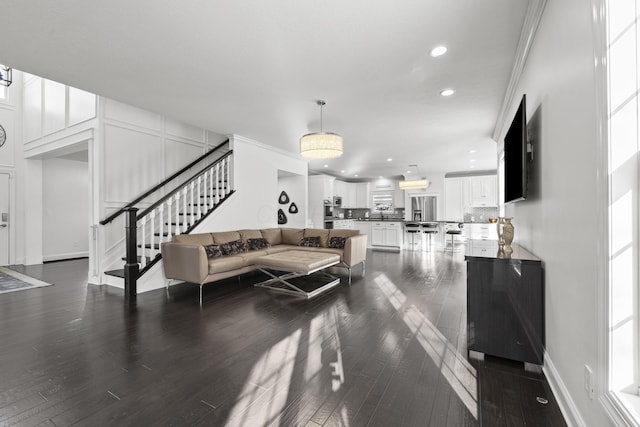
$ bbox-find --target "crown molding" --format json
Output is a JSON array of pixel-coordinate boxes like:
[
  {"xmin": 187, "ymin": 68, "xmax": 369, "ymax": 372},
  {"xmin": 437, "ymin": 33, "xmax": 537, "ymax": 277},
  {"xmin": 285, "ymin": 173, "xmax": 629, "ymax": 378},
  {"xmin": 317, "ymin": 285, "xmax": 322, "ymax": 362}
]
[{"xmin": 492, "ymin": 0, "xmax": 548, "ymax": 142}]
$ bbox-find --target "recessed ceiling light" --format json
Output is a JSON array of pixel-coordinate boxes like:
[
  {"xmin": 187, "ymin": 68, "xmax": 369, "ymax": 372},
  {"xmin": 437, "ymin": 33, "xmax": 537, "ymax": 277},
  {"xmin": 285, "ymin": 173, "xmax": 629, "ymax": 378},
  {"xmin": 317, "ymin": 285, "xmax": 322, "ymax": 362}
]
[
  {"xmin": 406, "ymin": 170, "xmax": 412, "ymax": 174},
  {"xmin": 430, "ymin": 46, "xmax": 448, "ymax": 57},
  {"xmin": 470, "ymin": 159, "xmax": 476, "ymax": 162},
  {"xmin": 468, "ymin": 149, "xmax": 476, "ymax": 154},
  {"xmin": 440, "ymin": 89, "xmax": 455, "ymax": 97},
  {"xmin": 354, "ymin": 174, "xmax": 359, "ymax": 177},
  {"xmin": 341, "ymin": 170, "xmax": 345, "ymax": 173},
  {"xmin": 470, "ymin": 165, "xmax": 476, "ymax": 169},
  {"xmin": 387, "ymin": 158, "xmax": 392, "ymax": 162},
  {"xmin": 323, "ymin": 164, "xmax": 329, "ymax": 168}
]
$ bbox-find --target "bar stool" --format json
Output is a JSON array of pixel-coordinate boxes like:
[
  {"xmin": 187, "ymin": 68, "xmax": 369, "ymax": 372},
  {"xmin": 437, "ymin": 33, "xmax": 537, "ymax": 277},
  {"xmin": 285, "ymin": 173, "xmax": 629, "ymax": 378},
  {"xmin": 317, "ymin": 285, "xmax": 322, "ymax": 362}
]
[
  {"xmin": 405, "ymin": 222, "xmax": 421, "ymax": 251},
  {"xmin": 445, "ymin": 222, "xmax": 464, "ymax": 253},
  {"xmin": 422, "ymin": 222, "xmax": 438, "ymax": 251}
]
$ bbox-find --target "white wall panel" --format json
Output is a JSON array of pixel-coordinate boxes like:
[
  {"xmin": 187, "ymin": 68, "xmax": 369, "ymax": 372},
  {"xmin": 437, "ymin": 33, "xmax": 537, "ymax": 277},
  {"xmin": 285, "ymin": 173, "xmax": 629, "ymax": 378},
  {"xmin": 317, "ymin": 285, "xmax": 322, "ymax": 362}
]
[
  {"xmin": 0, "ymin": 108, "xmax": 15, "ymax": 167},
  {"xmin": 42, "ymin": 157, "xmax": 89, "ymax": 260},
  {"xmin": 23, "ymin": 77, "xmax": 42, "ymax": 143},
  {"xmin": 164, "ymin": 139, "xmax": 203, "ymax": 176},
  {"xmin": 104, "ymin": 99, "xmax": 161, "ymax": 131},
  {"xmin": 165, "ymin": 118, "xmax": 204, "ymax": 142},
  {"xmin": 104, "ymin": 124, "xmax": 163, "ymax": 203},
  {"xmin": 68, "ymin": 87, "xmax": 96, "ymax": 126},
  {"xmin": 43, "ymin": 80, "xmax": 65, "ymax": 135}
]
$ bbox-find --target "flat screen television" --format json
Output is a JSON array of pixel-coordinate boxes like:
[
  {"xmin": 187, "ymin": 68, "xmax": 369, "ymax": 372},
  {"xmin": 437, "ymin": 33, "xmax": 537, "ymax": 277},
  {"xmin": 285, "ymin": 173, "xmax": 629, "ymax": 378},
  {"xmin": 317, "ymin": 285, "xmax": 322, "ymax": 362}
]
[{"xmin": 504, "ymin": 94, "xmax": 528, "ymax": 203}]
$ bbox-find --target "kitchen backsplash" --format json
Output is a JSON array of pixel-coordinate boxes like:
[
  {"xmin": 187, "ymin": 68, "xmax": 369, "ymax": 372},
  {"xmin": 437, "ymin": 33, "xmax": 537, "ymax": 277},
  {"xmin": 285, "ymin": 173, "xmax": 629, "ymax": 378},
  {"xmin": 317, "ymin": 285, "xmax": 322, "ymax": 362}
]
[
  {"xmin": 464, "ymin": 206, "xmax": 499, "ymax": 223},
  {"xmin": 333, "ymin": 208, "xmax": 404, "ymax": 219}
]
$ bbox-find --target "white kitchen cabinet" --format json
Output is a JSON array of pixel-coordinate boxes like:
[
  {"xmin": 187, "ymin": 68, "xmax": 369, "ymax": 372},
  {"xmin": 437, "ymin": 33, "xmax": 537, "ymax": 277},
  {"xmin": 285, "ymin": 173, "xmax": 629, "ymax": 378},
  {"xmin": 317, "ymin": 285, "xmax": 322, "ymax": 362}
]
[
  {"xmin": 355, "ymin": 183, "xmax": 370, "ymax": 208},
  {"xmin": 334, "ymin": 180, "xmax": 346, "ymax": 199},
  {"xmin": 345, "ymin": 183, "xmax": 357, "ymax": 208},
  {"xmin": 464, "ymin": 223, "xmax": 498, "ymax": 240},
  {"xmin": 371, "ymin": 221, "xmax": 402, "ymax": 249},
  {"xmin": 333, "ymin": 219, "xmax": 354, "ymax": 230},
  {"xmin": 322, "ymin": 177, "xmax": 335, "ymax": 200},
  {"xmin": 467, "ymin": 239, "xmax": 498, "ymax": 257},
  {"xmin": 354, "ymin": 221, "xmax": 371, "ymax": 247},
  {"xmin": 469, "ymin": 175, "xmax": 497, "ymax": 207}
]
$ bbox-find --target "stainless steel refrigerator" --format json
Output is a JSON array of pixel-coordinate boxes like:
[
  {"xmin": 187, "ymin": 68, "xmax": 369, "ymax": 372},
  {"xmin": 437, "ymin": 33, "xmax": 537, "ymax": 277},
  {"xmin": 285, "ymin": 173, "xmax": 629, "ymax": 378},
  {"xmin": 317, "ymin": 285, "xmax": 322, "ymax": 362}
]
[{"xmin": 410, "ymin": 195, "xmax": 437, "ymax": 222}]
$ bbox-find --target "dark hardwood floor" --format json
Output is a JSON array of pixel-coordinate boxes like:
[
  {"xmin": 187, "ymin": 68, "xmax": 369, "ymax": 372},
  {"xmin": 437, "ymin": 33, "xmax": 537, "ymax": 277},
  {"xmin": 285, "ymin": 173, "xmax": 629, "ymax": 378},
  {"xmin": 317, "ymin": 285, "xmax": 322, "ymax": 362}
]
[{"xmin": 0, "ymin": 250, "xmax": 566, "ymax": 426}]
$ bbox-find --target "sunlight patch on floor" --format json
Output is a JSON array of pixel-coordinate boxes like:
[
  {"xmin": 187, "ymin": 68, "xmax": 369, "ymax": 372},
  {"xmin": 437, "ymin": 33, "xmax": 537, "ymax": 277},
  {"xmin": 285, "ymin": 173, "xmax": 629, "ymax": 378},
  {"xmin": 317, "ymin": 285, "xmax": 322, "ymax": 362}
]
[
  {"xmin": 225, "ymin": 329, "xmax": 301, "ymax": 427},
  {"xmin": 375, "ymin": 273, "xmax": 478, "ymax": 420}
]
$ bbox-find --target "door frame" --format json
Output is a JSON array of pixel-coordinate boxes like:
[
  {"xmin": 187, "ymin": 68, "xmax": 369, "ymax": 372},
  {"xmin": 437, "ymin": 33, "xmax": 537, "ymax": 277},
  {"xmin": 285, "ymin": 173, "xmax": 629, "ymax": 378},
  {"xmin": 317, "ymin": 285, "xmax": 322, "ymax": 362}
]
[{"xmin": 0, "ymin": 170, "xmax": 16, "ymax": 266}]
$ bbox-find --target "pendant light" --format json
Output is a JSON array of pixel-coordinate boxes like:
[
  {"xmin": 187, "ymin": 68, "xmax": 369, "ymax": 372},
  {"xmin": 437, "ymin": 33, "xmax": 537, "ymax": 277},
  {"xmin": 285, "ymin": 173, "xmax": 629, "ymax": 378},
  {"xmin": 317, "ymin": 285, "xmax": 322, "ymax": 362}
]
[
  {"xmin": 400, "ymin": 165, "xmax": 429, "ymax": 190},
  {"xmin": 300, "ymin": 100, "xmax": 343, "ymax": 159}
]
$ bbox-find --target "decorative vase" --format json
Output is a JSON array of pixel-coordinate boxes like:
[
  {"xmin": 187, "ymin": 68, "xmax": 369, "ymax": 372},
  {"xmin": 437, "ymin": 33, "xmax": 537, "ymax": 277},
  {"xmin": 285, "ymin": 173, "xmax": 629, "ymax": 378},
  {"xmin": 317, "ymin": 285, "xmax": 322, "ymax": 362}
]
[
  {"xmin": 497, "ymin": 217, "xmax": 505, "ymax": 248},
  {"xmin": 503, "ymin": 218, "xmax": 514, "ymax": 251}
]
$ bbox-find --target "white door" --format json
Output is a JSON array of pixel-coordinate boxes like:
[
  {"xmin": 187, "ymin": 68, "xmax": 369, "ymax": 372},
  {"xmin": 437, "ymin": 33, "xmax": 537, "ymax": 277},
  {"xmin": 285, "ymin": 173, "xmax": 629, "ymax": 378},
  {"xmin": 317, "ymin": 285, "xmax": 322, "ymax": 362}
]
[{"xmin": 0, "ymin": 174, "xmax": 9, "ymax": 265}]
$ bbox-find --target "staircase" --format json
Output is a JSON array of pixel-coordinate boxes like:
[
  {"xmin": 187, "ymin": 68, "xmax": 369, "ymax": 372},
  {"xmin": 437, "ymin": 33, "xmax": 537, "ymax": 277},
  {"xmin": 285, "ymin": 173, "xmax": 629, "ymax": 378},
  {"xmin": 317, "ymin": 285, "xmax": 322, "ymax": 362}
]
[{"xmin": 100, "ymin": 140, "xmax": 235, "ymax": 297}]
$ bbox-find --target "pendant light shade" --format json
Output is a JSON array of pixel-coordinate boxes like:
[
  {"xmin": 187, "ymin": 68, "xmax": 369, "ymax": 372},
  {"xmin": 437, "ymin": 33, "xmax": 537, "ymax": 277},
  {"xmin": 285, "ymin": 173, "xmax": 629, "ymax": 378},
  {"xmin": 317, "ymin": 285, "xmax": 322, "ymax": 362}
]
[
  {"xmin": 300, "ymin": 100, "xmax": 343, "ymax": 159},
  {"xmin": 400, "ymin": 165, "xmax": 429, "ymax": 190},
  {"xmin": 399, "ymin": 179, "xmax": 430, "ymax": 190}
]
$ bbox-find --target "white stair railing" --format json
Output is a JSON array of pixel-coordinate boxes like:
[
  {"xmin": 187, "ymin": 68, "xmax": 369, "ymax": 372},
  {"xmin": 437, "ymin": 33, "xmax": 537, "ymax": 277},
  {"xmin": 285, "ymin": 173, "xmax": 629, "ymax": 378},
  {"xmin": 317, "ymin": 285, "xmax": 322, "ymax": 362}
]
[{"xmin": 133, "ymin": 152, "xmax": 234, "ymax": 273}]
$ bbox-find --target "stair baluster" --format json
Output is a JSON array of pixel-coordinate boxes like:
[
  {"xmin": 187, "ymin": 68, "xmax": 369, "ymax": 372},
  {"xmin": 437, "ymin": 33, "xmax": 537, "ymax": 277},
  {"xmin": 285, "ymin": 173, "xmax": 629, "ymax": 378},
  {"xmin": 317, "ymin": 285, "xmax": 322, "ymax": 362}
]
[
  {"xmin": 140, "ymin": 215, "xmax": 147, "ymax": 269},
  {"xmin": 197, "ymin": 175, "xmax": 202, "ymax": 219},
  {"xmin": 182, "ymin": 186, "xmax": 188, "ymax": 233},
  {"xmin": 216, "ymin": 162, "xmax": 221, "ymax": 204},
  {"xmin": 190, "ymin": 181, "xmax": 195, "ymax": 226},
  {"xmin": 159, "ymin": 204, "xmax": 165, "ymax": 244}
]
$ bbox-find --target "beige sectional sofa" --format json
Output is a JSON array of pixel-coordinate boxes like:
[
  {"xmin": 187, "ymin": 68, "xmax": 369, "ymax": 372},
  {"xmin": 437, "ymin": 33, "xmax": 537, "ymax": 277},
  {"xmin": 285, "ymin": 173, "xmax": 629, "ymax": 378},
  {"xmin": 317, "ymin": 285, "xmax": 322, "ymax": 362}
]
[{"xmin": 161, "ymin": 227, "xmax": 367, "ymax": 301}]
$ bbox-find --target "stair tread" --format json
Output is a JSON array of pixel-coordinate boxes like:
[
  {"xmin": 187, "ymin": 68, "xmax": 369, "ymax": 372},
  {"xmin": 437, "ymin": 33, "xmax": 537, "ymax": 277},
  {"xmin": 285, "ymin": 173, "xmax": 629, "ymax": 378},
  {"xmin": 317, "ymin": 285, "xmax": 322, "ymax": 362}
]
[{"xmin": 104, "ymin": 269, "xmax": 125, "ymax": 278}]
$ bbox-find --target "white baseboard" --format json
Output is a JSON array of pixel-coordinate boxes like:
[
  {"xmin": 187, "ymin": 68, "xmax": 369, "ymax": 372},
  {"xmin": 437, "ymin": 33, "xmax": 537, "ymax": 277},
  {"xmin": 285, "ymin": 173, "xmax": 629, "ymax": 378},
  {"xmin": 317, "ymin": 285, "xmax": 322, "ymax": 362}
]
[
  {"xmin": 43, "ymin": 251, "xmax": 89, "ymax": 262},
  {"xmin": 543, "ymin": 351, "xmax": 587, "ymax": 427}
]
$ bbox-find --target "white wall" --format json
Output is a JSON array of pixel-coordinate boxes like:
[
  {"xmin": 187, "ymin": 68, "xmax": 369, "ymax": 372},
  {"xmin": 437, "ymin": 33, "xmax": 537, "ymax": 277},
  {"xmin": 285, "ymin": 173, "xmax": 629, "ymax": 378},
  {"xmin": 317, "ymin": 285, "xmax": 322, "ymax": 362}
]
[
  {"xmin": 42, "ymin": 156, "xmax": 89, "ymax": 261},
  {"xmin": 194, "ymin": 134, "xmax": 308, "ymax": 232},
  {"xmin": 498, "ymin": 1, "xmax": 611, "ymax": 425}
]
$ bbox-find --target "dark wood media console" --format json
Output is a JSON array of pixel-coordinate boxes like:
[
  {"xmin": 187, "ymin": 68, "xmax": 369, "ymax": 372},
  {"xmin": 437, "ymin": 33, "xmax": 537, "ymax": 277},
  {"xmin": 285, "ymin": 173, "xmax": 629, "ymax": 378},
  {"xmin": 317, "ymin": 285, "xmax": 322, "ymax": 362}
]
[{"xmin": 465, "ymin": 241, "xmax": 544, "ymax": 365}]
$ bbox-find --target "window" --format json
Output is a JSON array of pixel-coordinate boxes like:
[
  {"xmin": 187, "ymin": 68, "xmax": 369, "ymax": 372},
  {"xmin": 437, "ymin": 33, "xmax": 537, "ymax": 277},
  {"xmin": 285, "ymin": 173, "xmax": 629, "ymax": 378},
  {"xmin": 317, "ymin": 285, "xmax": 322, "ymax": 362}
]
[{"xmin": 606, "ymin": 0, "xmax": 640, "ymax": 422}]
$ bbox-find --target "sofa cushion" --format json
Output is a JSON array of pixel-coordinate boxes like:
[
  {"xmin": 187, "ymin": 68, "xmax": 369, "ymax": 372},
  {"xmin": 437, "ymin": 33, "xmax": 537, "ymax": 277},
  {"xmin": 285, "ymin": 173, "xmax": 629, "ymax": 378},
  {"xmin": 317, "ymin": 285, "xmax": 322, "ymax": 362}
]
[
  {"xmin": 204, "ymin": 244, "xmax": 223, "ymax": 259},
  {"xmin": 247, "ymin": 237, "xmax": 270, "ymax": 251},
  {"xmin": 212, "ymin": 231, "xmax": 242, "ymax": 244},
  {"xmin": 281, "ymin": 228, "xmax": 304, "ymax": 245},
  {"xmin": 299, "ymin": 236, "xmax": 321, "ymax": 247},
  {"xmin": 174, "ymin": 233, "xmax": 214, "ymax": 245},
  {"xmin": 239, "ymin": 229, "xmax": 262, "ymax": 243},
  {"xmin": 329, "ymin": 229, "xmax": 359, "ymax": 239},
  {"xmin": 208, "ymin": 256, "xmax": 245, "ymax": 275},
  {"xmin": 220, "ymin": 239, "xmax": 247, "ymax": 255},
  {"xmin": 328, "ymin": 236, "xmax": 347, "ymax": 249},
  {"xmin": 261, "ymin": 228, "xmax": 282, "ymax": 246},
  {"xmin": 304, "ymin": 228, "xmax": 330, "ymax": 247}
]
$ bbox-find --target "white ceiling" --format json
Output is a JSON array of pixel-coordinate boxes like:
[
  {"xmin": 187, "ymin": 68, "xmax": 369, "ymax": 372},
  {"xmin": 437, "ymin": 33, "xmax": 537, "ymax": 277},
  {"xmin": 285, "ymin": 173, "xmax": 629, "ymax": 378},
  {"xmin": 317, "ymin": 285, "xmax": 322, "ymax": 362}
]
[{"xmin": 0, "ymin": 0, "xmax": 529, "ymax": 180}]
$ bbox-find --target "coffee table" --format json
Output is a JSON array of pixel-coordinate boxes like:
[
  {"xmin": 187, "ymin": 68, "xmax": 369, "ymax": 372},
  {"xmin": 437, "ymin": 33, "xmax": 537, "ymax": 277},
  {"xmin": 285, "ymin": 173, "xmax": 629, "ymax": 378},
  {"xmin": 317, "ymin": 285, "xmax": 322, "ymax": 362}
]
[{"xmin": 253, "ymin": 250, "xmax": 341, "ymax": 299}]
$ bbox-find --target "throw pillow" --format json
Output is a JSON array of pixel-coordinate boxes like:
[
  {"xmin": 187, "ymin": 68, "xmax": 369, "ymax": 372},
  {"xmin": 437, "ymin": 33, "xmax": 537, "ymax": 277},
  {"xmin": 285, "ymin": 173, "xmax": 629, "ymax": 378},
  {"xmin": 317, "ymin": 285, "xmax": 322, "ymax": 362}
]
[
  {"xmin": 299, "ymin": 236, "xmax": 321, "ymax": 247},
  {"xmin": 220, "ymin": 239, "xmax": 247, "ymax": 255},
  {"xmin": 204, "ymin": 244, "xmax": 223, "ymax": 259},
  {"xmin": 247, "ymin": 237, "xmax": 271, "ymax": 251},
  {"xmin": 328, "ymin": 236, "xmax": 347, "ymax": 249}
]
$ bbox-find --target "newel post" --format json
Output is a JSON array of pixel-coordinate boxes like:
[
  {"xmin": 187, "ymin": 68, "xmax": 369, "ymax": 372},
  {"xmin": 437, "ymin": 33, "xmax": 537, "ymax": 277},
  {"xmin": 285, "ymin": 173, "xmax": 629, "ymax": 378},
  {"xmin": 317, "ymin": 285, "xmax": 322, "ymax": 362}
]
[{"xmin": 124, "ymin": 207, "xmax": 139, "ymax": 299}]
